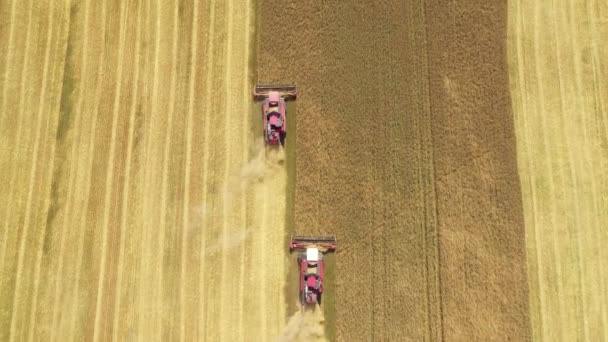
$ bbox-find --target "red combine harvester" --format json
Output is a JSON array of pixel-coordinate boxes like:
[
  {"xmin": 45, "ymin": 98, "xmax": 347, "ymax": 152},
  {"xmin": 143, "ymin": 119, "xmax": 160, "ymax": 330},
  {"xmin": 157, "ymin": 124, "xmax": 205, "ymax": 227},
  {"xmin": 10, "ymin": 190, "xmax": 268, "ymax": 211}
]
[
  {"xmin": 289, "ymin": 235, "xmax": 337, "ymax": 306},
  {"xmin": 253, "ymin": 85, "xmax": 297, "ymax": 146}
]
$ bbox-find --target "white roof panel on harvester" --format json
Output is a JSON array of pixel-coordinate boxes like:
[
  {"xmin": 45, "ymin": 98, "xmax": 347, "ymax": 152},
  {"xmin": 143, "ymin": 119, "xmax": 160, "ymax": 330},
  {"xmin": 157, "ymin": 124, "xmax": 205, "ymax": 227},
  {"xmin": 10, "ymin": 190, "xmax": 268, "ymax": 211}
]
[{"xmin": 306, "ymin": 247, "xmax": 319, "ymax": 261}]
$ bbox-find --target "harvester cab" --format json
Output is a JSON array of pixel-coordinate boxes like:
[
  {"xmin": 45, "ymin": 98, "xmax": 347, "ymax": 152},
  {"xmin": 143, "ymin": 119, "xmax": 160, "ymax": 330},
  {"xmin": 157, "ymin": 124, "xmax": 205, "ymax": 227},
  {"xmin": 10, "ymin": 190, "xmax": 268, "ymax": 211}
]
[
  {"xmin": 289, "ymin": 235, "xmax": 336, "ymax": 307},
  {"xmin": 253, "ymin": 85, "xmax": 296, "ymax": 146}
]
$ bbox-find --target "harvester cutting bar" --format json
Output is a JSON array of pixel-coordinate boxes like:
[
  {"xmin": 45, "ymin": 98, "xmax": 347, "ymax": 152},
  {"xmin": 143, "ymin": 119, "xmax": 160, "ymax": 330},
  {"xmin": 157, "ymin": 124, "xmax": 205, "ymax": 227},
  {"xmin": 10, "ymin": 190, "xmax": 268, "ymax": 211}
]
[
  {"xmin": 289, "ymin": 235, "xmax": 337, "ymax": 251},
  {"xmin": 253, "ymin": 84, "xmax": 297, "ymax": 101}
]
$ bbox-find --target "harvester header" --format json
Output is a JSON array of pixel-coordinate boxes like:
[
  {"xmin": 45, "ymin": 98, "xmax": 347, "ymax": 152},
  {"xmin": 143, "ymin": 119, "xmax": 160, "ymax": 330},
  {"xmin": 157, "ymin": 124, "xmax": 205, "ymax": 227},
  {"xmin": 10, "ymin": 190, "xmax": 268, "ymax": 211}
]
[
  {"xmin": 253, "ymin": 84, "xmax": 297, "ymax": 102},
  {"xmin": 289, "ymin": 235, "xmax": 337, "ymax": 252}
]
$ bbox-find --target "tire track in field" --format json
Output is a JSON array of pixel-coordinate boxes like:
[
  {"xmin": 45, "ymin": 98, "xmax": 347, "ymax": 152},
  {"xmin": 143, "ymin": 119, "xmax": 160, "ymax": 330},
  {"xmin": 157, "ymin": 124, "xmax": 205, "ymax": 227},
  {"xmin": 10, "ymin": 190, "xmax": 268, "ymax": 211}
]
[
  {"xmin": 566, "ymin": 0, "xmax": 608, "ymax": 334},
  {"xmin": 131, "ymin": 5, "xmax": 150, "ymax": 335},
  {"xmin": 0, "ymin": 0, "xmax": 18, "ymax": 125},
  {"xmin": 92, "ymin": 1, "xmax": 128, "ymax": 339},
  {"xmin": 9, "ymin": 2, "xmax": 57, "ymax": 339},
  {"xmin": 587, "ymin": 2, "xmax": 608, "ymax": 335},
  {"xmin": 237, "ymin": 1, "xmax": 254, "ymax": 338},
  {"xmin": 0, "ymin": 0, "xmax": 34, "ymax": 277},
  {"xmin": 557, "ymin": 3, "xmax": 590, "ymax": 338},
  {"xmin": 259, "ymin": 172, "xmax": 270, "ymax": 335},
  {"xmin": 49, "ymin": 0, "xmax": 90, "ymax": 337},
  {"xmin": 55, "ymin": 1, "xmax": 101, "ymax": 337},
  {"xmin": 111, "ymin": 0, "xmax": 143, "ymax": 340},
  {"xmin": 0, "ymin": 0, "xmax": 34, "ymax": 336},
  {"xmin": 68, "ymin": 0, "xmax": 107, "ymax": 337},
  {"xmin": 11, "ymin": 2, "xmax": 72, "ymax": 338},
  {"xmin": 129, "ymin": 1, "xmax": 151, "ymax": 337},
  {"xmin": 155, "ymin": 0, "xmax": 179, "ymax": 338},
  {"xmin": 534, "ymin": 2, "xmax": 569, "ymax": 339},
  {"xmin": 234, "ymin": 2, "xmax": 250, "ymax": 334},
  {"xmin": 219, "ymin": 0, "xmax": 235, "ymax": 339},
  {"xmin": 154, "ymin": 0, "xmax": 177, "ymax": 336},
  {"xmin": 198, "ymin": 0, "xmax": 215, "ymax": 336},
  {"xmin": 0, "ymin": 2, "xmax": 21, "ymax": 248},
  {"xmin": 137, "ymin": 0, "xmax": 162, "ymax": 338},
  {"xmin": 588, "ymin": 1, "xmax": 607, "ymax": 136},
  {"xmin": 0, "ymin": 0, "xmax": 14, "ymax": 88},
  {"xmin": 510, "ymin": 1, "xmax": 547, "ymax": 338},
  {"xmin": 179, "ymin": 0, "xmax": 199, "ymax": 339},
  {"xmin": 202, "ymin": 1, "xmax": 228, "ymax": 338},
  {"xmin": 134, "ymin": 0, "xmax": 153, "ymax": 338},
  {"xmin": 26, "ymin": 1, "xmax": 73, "ymax": 340},
  {"xmin": 552, "ymin": 3, "xmax": 591, "ymax": 338},
  {"xmin": 418, "ymin": 4, "xmax": 442, "ymax": 340},
  {"xmin": 550, "ymin": 2, "xmax": 580, "ymax": 339},
  {"xmin": 536, "ymin": 3, "xmax": 566, "ymax": 338}
]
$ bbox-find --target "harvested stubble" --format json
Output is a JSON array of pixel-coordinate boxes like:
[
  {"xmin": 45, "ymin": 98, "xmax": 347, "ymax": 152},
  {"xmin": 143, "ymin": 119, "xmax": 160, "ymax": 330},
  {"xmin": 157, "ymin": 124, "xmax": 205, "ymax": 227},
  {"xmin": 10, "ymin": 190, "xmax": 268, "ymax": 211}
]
[
  {"xmin": 508, "ymin": 0, "xmax": 608, "ymax": 340},
  {"xmin": 0, "ymin": 0, "xmax": 288, "ymax": 340}
]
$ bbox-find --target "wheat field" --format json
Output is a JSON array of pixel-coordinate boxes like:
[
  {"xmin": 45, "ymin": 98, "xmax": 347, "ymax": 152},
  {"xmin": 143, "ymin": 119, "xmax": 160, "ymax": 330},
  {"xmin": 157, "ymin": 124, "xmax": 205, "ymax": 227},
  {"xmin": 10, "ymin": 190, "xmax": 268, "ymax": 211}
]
[{"xmin": 3, "ymin": 0, "xmax": 607, "ymax": 340}]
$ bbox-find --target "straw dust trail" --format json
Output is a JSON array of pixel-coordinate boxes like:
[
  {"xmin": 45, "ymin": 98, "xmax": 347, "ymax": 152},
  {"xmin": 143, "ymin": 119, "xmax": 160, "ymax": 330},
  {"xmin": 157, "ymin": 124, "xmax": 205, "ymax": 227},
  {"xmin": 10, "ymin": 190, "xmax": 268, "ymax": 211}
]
[{"xmin": 278, "ymin": 305, "xmax": 327, "ymax": 342}]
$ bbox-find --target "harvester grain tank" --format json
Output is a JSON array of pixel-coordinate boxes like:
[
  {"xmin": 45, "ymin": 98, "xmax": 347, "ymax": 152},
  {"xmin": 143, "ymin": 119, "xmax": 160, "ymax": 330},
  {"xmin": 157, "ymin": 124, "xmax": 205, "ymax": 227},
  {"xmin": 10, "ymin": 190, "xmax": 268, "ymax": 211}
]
[
  {"xmin": 253, "ymin": 85, "xmax": 297, "ymax": 146},
  {"xmin": 289, "ymin": 235, "xmax": 336, "ymax": 306}
]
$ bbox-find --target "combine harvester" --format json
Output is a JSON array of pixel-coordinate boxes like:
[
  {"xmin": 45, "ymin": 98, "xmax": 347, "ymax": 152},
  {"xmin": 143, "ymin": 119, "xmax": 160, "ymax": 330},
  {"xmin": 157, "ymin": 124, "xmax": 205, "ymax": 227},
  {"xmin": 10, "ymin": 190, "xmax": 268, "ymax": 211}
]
[
  {"xmin": 289, "ymin": 235, "xmax": 337, "ymax": 307},
  {"xmin": 253, "ymin": 85, "xmax": 297, "ymax": 146}
]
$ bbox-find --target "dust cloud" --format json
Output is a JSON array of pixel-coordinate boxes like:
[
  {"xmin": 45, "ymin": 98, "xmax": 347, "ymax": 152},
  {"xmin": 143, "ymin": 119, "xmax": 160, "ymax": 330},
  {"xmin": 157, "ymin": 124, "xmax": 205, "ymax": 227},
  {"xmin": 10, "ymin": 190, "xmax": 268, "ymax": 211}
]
[
  {"xmin": 240, "ymin": 138, "xmax": 286, "ymax": 183},
  {"xmin": 222, "ymin": 138, "xmax": 285, "ymax": 203},
  {"xmin": 278, "ymin": 305, "xmax": 328, "ymax": 342},
  {"xmin": 201, "ymin": 139, "xmax": 286, "ymax": 256}
]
